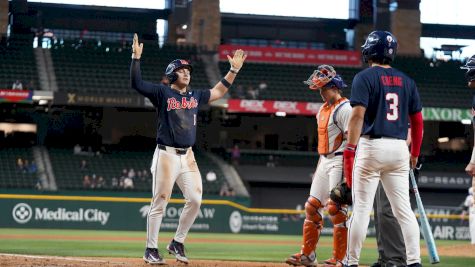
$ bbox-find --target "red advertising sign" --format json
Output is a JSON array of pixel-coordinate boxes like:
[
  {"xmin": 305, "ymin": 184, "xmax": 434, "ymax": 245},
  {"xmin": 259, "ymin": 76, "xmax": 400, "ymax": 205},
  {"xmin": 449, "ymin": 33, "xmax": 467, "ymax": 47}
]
[
  {"xmin": 219, "ymin": 45, "xmax": 361, "ymax": 67},
  {"xmin": 0, "ymin": 90, "xmax": 33, "ymax": 103},
  {"xmin": 227, "ymin": 99, "xmax": 322, "ymax": 116}
]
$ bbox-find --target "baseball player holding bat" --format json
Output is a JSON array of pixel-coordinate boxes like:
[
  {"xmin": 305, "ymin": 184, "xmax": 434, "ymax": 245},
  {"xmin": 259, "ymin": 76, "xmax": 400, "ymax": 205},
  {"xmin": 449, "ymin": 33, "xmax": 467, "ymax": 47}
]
[
  {"xmin": 461, "ymin": 55, "xmax": 475, "ymax": 245},
  {"xmin": 286, "ymin": 65, "xmax": 351, "ymax": 267},
  {"xmin": 130, "ymin": 34, "xmax": 247, "ymax": 265},
  {"xmin": 341, "ymin": 31, "xmax": 424, "ymax": 267}
]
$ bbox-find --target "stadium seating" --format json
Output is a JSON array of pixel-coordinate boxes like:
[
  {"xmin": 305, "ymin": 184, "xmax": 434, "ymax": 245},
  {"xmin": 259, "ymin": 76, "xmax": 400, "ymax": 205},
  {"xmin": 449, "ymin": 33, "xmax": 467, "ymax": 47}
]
[
  {"xmin": 232, "ymin": 150, "xmax": 318, "ymax": 167},
  {"xmin": 48, "ymin": 148, "xmax": 224, "ymax": 195},
  {"xmin": 0, "ymin": 147, "xmax": 38, "ymax": 189},
  {"xmin": 221, "ymin": 56, "xmax": 470, "ymax": 108},
  {"xmin": 0, "ymin": 35, "xmax": 39, "ymax": 90},
  {"xmin": 51, "ymin": 41, "xmax": 210, "ymax": 95}
]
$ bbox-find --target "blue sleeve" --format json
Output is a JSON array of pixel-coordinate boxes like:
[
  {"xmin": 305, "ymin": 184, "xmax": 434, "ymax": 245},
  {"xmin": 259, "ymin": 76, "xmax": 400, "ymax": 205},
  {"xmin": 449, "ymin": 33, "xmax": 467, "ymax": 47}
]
[
  {"xmin": 130, "ymin": 59, "xmax": 164, "ymax": 106},
  {"xmin": 198, "ymin": 89, "xmax": 211, "ymax": 106},
  {"xmin": 350, "ymin": 73, "xmax": 370, "ymax": 108},
  {"xmin": 409, "ymin": 80, "xmax": 422, "ymax": 114}
]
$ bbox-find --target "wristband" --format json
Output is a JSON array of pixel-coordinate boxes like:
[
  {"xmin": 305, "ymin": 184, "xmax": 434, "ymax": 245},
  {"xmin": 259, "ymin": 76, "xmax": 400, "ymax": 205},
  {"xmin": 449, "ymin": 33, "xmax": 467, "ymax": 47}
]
[
  {"xmin": 229, "ymin": 69, "xmax": 238, "ymax": 74},
  {"xmin": 345, "ymin": 143, "xmax": 357, "ymax": 151},
  {"xmin": 221, "ymin": 78, "xmax": 232, "ymax": 89},
  {"xmin": 470, "ymin": 147, "xmax": 475, "ymax": 164}
]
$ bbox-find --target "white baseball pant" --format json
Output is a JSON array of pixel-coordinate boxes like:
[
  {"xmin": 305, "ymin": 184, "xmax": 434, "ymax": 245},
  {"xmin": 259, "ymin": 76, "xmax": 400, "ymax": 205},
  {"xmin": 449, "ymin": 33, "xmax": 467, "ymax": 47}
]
[
  {"xmin": 344, "ymin": 137, "xmax": 421, "ymax": 266},
  {"xmin": 310, "ymin": 154, "xmax": 343, "ymax": 203},
  {"xmin": 146, "ymin": 145, "xmax": 202, "ymax": 248}
]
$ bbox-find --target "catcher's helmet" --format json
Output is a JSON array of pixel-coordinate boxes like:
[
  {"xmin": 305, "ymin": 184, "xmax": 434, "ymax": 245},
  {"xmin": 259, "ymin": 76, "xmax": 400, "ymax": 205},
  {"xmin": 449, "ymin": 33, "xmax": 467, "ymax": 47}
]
[
  {"xmin": 461, "ymin": 55, "xmax": 475, "ymax": 81},
  {"xmin": 361, "ymin": 31, "xmax": 398, "ymax": 64},
  {"xmin": 303, "ymin": 65, "xmax": 347, "ymax": 90},
  {"xmin": 165, "ymin": 59, "xmax": 193, "ymax": 84}
]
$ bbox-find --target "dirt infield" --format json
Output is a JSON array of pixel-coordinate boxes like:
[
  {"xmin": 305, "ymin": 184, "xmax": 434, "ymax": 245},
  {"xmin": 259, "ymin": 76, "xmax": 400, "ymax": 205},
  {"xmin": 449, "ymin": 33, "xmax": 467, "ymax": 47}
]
[
  {"xmin": 0, "ymin": 254, "xmax": 290, "ymax": 267},
  {"xmin": 1, "ymin": 242, "xmax": 474, "ymax": 267}
]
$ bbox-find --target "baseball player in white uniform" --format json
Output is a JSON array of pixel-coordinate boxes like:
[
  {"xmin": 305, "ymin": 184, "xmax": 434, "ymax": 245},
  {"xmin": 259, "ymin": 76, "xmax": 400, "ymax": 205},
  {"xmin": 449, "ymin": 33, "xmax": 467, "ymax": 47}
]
[
  {"xmin": 286, "ymin": 65, "xmax": 351, "ymax": 267},
  {"xmin": 342, "ymin": 31, "xmax": 423, "ymax": 267},
  {"xmin": 131, "ymin": 34, "xmax": 247, "ymax": 265}
]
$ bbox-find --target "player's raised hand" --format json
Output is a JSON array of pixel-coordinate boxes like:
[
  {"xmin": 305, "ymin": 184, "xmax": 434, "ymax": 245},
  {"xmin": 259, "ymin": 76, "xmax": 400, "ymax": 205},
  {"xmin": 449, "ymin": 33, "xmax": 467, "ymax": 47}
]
[
  {"xmin": 227, "ymin": 49, "xmax": 247, "ymax": 73},
  {"xmin": 132, "ymin": 33, "xmax": 143, "ymax": 59}
]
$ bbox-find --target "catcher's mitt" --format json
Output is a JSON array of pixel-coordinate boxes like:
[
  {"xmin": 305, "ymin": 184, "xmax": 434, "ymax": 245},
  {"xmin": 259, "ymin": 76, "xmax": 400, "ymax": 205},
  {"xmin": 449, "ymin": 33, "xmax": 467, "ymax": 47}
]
[{"xmin": 330, "ymin": 182, "xmax": 352, "ymax": 205}]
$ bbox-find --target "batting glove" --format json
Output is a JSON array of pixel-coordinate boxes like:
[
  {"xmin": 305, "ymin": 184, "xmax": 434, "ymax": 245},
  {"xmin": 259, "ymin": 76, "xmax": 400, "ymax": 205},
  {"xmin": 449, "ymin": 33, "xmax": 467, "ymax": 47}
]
[{"xmin": 343, "ymin": 144, "xmax": 357, "ymax": 188}]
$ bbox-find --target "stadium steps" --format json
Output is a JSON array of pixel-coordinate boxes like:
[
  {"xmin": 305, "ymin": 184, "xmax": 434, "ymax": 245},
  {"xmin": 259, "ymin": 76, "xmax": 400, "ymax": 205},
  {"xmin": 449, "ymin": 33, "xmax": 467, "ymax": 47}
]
[{"xmin": 50, "ymin": 41, "xmax": 210, "ymax": 95}]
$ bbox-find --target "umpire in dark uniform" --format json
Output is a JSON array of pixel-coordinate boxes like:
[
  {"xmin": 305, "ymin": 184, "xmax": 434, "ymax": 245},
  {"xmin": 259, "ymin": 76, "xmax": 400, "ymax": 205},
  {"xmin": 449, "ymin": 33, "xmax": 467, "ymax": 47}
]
[{"xmin": 372, "ymin": 182, "xmax": 406, "ymax": 267}]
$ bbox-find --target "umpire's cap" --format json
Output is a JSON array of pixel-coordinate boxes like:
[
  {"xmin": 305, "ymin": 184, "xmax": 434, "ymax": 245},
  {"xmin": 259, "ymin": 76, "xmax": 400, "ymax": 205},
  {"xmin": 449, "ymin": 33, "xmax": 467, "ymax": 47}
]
[
  {"xmin": 165, "ymin": 59, "xmax": 193, "ymax": 84},
  {"xmin": 461, "ymin": 55, "xmax": 475, "ymax": 81},
  {"xmin": 361, "ymin": 31, "xmax": 398, "ymax": 64}
]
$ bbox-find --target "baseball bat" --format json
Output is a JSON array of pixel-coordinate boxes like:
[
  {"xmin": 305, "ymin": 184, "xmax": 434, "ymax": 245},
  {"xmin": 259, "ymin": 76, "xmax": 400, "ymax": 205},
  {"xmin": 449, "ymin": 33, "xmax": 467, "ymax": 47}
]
[{"xmin": 410, "ymin": 169, "xmax": 440, "ymax": 264}]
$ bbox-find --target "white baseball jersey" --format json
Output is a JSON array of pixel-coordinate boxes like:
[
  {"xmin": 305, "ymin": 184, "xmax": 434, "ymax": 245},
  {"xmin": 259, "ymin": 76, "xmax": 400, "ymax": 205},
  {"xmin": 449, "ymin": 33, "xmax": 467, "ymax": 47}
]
[{"xmin": 310, "ymin": 99, "xmax": 351, "ymax": 201}]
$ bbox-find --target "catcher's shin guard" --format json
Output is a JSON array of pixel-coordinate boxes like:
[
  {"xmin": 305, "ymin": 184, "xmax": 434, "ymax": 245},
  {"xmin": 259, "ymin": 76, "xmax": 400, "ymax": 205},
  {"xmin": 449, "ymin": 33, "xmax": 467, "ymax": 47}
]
[
  {"xmin": 325, "ymin": 200, "xmax": 348, "ymax": 265},
  {"xmin": 323, "ymin": 226, "xmax": 348, "ymax": 265},
  {"xmin": 301, "ymin": 196, "xmax": 323, "ymax": 256},
  {"xmin": 332, "ymin": 225, "xmax": 347, "ymax": 261}
]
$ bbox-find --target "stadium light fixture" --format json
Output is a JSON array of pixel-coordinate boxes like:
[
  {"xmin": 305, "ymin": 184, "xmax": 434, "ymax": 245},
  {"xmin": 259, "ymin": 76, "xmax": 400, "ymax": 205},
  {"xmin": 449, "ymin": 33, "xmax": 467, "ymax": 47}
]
[
  {"xmin": 461, "ymin": 119, "xmax": 472, "ymax": 125},
  {"xmin": 275, "ymin": 111, "xmax": 286, "ymax": 117}
]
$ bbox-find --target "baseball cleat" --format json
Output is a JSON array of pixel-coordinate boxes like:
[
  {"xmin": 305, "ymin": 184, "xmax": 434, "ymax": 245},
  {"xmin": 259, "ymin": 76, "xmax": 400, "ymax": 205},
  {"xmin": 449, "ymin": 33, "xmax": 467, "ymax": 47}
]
[
  {"xmin": 324, "ymin": 257, "xmax": 338, "ymax": 266},
  {"xmin": 167, "ymin": 239, "xmax": 189, "ymax": 264},
  {"xmin": 407, "ymin": 263, "xmax": 422, "ymax": 267},
  {"xmin": 285, "ymin": 252, "xmax": 317, "ymax": 266},
  {"xmin": 143, "ymin": 248, "xmax": 166, "ymax": 265}
]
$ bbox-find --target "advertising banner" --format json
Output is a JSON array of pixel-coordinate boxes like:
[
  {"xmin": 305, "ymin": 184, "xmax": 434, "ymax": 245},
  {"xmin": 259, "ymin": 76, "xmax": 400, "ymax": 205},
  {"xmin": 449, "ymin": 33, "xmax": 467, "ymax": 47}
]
[
  {"xmin": 0, "ymin": 90, "xmax": 33, "ymax": 103},
  {"xmin": 227, "ymin": 99, "xmax": 322, "ymax": 116},
  {"xmin": 219, "ymin": 45, "xmax": 362, "ymax": 67},
  {"xmin": 0, "ymin": 195, "xmax": 469, "ymax": 240},
  {"xmin": 53, "ymin": 92, "xmax": 143, "ymax": 107},
  {"xmin": 422, "ymin": 107, "xmax": 472, "ymax": 122},
  {"xmin": 418, "ymin": 171, "xmax": 473, "ymax": 189},
  {"xmin": 423, "ymin": 206, "xmax": 472, "ymax": 240}
]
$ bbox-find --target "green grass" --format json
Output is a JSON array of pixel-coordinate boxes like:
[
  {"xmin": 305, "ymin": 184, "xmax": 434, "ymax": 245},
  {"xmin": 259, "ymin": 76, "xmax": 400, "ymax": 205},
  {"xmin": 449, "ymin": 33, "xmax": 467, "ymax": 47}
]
[{"xmin": 0, "ymin": 228, "xmax": 473, "ymax": 266}]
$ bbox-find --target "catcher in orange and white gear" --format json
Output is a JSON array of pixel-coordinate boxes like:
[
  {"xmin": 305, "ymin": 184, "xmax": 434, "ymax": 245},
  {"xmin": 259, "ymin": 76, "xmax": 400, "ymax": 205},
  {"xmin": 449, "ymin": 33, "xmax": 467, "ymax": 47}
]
[{"xmin": 286, "ymin": 65, "xmax": 351, "ymax": 267}]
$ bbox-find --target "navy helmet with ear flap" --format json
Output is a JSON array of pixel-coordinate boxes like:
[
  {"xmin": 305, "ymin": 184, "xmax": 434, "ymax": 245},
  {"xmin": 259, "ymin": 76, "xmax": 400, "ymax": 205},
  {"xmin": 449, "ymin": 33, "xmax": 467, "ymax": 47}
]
[
  {"xmin": 461, "ymin": 55, "xmax": 475, "ymax": 81},
  {"xmin": 361, "ymin": 31, "xmax": 398, "ymax": 64},
  {"xmin": 165, "ymin": 59, "xmax": 193, "ymax": 84}
]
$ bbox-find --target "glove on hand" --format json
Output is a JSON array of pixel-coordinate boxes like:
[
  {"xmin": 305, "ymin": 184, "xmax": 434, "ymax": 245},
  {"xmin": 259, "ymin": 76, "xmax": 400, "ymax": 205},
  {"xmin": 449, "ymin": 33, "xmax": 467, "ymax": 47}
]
[{"xmin": 330, "ymin": 182, "xmax": 352, "ymax": 205}]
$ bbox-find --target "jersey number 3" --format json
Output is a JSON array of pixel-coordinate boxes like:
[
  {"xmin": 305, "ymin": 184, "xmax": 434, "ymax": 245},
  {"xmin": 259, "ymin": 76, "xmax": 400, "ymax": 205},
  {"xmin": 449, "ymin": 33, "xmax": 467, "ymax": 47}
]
[{"xmin": 386, "ymin": 93, "xmax": 399, "ymax": 121}]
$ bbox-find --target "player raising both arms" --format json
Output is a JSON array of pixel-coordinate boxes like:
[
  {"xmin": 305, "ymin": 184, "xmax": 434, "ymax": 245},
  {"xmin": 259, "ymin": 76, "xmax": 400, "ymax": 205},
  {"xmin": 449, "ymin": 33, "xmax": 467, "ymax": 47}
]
[
  {"xmin": 342, "ymin": 31, "xmax": 423, "ymax": 267},
  {"xmin": 130, "ymin": 34, "xmax": 246, "ymax": 265},
  {"xmin": 286, "ymin": 65, "xmax": 351, "ymax": 267}
]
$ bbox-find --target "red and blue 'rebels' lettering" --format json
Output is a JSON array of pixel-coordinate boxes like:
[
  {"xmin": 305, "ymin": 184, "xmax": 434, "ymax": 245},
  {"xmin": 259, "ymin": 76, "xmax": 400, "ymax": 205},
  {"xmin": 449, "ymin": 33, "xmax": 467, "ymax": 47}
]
[
  {"xmin": 167, "ymin": 97, "xmax": 198, "ymax": 111},
  {"xmin": 380, "ymin": 76, "xmax": 403, "ymax": 87},
  {"xmin": 131, "ymin": 60, "xmax": 211, "ymax": 148}
]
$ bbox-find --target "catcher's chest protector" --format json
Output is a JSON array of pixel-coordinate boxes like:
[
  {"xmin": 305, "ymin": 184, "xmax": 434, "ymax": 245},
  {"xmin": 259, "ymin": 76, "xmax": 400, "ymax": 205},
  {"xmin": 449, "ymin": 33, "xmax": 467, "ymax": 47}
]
[{"xmin": 317, "ymin": 98, "xmax": 349, "ymax": 155}]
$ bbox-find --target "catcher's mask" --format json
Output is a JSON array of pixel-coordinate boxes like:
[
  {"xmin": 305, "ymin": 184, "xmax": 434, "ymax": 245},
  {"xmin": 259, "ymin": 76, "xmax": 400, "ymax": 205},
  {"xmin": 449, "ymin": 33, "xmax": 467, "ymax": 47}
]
[{"xmin": 304, "ymin": 65, "xmax": 336, "ymax": 90}]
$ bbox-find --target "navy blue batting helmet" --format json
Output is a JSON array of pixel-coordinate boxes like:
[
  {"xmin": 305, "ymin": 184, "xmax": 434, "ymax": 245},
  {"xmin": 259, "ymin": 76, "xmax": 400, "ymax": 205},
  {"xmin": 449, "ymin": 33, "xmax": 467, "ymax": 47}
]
[
  {"xmin": 165, "ymin": 59, "xmax": 193, "ymax": 84},
  {"xmin": 361, "ymin": 31, "xmax": 398, "ymax": 64},
  {"xmin": 461, "ymin": 55, "xmax": 475, "ymax": 81}
]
